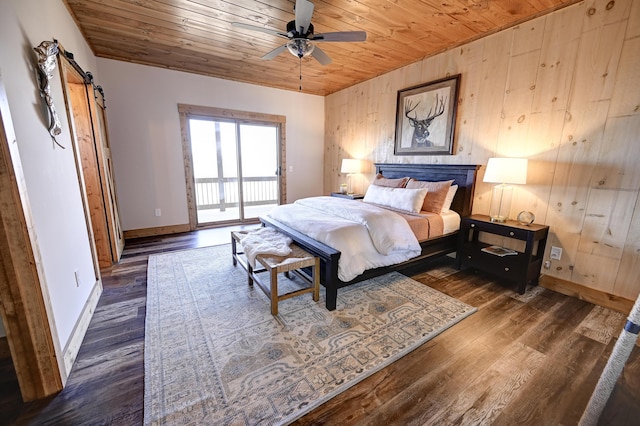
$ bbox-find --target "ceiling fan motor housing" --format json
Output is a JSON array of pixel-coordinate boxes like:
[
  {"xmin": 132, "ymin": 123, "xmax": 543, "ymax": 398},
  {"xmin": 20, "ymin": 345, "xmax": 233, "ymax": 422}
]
[{"xmin": 287, "ymin": 20, "xmax": 313, "ymax": 38}]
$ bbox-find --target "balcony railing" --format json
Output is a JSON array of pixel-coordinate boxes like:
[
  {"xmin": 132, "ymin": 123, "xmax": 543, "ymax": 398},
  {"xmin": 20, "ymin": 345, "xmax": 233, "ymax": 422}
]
[{"xmin": 195, "ymin": 176, "xmax": 278, "ymax": 211}]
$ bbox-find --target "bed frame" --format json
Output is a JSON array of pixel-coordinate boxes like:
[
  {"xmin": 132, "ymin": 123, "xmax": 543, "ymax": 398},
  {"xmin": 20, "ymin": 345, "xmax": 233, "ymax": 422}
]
[{"xmin": 260, "ymin": 163, "xmax": 480, "ymax": 310}]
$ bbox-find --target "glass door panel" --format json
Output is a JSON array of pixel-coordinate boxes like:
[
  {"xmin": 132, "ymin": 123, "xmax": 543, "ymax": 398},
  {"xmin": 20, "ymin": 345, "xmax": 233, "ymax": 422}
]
[
  {"xmin": 190, "ymin": 119, "xmax": 240, "ymax": 224},
  {"xmin": 239, "ymin": 124, "xmax": 279, "ymax": 220}
]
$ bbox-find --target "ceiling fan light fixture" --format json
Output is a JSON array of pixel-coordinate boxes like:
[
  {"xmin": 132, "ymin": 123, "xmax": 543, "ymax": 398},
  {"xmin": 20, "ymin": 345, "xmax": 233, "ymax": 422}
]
[{"xmin": 286, "ymin": 39, "xmax": 315, "ymax": 58}]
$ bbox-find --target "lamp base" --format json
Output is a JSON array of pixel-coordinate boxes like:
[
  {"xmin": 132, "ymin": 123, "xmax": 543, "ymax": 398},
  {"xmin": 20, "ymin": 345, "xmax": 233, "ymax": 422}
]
[{"xmin": 489, "ymin": 184, "xmax": 513, "ymax": 223}]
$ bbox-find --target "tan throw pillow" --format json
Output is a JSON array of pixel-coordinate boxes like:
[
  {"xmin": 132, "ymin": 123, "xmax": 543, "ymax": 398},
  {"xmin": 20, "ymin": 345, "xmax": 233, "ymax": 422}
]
[
  {"xmin": 441, "ymin": 184, "xmax": 458, "ymax": 212},
  {"xmin": 405, "ymin": 179, "xmax": 454, "ymax": 213},
  {"xmin": 372, "ymin": 173, "xmax": 409, "ymax": 188}
]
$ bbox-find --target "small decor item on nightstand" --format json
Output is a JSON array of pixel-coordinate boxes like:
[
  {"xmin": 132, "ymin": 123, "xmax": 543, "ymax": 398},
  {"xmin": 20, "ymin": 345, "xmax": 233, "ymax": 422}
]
[
  {"xmin": 517, "ymin": 210, "xmax": 535, "ymax": 225},
  {"xmin": 481, "ymin": 245, "xmax": 518, "ymax": 257},
  {"xmin": 340, "ymin": 184, "xmax": 348, "ymax": 194}
]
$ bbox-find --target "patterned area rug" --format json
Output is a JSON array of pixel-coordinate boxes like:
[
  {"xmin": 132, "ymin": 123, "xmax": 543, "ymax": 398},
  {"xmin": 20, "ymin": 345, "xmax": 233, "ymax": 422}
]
[{"xmin": 144, "ymin": 244, "xmax": 476, "ymax": 425}]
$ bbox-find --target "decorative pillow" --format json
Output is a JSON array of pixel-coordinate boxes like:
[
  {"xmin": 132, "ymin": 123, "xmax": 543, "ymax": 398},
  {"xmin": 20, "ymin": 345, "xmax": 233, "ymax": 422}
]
[
  {"xmin": 441, "ymin": 184, "xmax": 458, "ymax": 212},
  {"xmin": 405, "ymin": 179, "xmax": 454, "ymax": 213},
  {"xmin": 363, "ymin": 185, "xmax": 428, "ymax": 214},
  {"xmin": 371, "ymin": 173, "xmax": 409, "ymax": 188}
]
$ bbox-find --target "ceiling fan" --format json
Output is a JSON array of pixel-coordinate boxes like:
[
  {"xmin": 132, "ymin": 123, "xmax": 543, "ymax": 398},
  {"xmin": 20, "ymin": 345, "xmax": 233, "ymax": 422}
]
[{"xmin": 232, "ymin": 0, "xmax": 367, "ymax": 66}]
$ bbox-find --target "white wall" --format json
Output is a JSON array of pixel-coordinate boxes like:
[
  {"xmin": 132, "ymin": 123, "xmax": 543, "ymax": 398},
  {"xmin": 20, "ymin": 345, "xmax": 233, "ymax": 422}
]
[
  {"xmin": 96, "ymin": 60, "xmax": 325, "ymax": 231},
  {"xmin": 0, "ymin": 1, "xmax": 99, "ymax": 350}
]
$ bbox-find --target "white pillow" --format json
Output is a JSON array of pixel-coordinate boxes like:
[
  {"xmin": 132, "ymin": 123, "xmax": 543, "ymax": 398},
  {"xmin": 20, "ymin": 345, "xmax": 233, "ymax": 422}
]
[
  {"xmin": 441, "ymin": 185, "xmax": 458, "ymax": 212},
  {"xmin": 363, "ymin": 185, "xmax": 428, "ymax": 214}
]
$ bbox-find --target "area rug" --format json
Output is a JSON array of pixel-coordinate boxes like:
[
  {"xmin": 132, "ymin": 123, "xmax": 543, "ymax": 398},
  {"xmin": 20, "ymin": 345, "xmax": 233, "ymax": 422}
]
[{"xmin": 144, "ymin": 244, "xmax": 476, "ymax": 425}]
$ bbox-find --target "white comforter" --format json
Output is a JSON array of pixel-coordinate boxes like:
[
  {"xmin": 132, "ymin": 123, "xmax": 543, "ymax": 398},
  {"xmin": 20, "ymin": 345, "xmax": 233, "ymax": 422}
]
[{"xmin": 265, "ymin": 196, "xmax": 421, "ymax": 282}]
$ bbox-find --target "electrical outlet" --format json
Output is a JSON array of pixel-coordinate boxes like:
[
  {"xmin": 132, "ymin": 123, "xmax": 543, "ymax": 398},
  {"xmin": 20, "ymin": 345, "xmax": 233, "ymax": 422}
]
[
  {"xmin": 550, "ymin": 246, "xmax": 562, "ymax": 260},
  {"xmin": 155, "ymin": 208, "xmax": 161, "ymax": 217},
  {"xmin": 544, "ymin": 260, "xmax": 551, "ymax": 269},
  {"xmin": 74, "ymin": 270, "xmax": 80, "ymax": 287}
]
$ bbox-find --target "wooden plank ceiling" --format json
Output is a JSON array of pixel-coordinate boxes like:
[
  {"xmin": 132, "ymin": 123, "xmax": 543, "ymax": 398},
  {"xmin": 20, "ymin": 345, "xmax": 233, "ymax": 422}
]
[{"xmin": 63, "ymin": 0, "xmax": 580, "ymax": 96}]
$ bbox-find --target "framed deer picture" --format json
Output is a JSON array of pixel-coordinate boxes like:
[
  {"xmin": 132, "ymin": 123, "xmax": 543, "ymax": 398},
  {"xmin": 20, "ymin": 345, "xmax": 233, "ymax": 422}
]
[{"xmin": 394, "ymin": 74, "xmax": 460, "ymax": 155}]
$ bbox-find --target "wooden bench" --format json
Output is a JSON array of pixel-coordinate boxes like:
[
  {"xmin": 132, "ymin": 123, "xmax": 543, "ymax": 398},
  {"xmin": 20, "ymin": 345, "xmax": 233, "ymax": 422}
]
[{"xmin": 231, "ymin": 230, "xmax": 320, "ymax": 315}]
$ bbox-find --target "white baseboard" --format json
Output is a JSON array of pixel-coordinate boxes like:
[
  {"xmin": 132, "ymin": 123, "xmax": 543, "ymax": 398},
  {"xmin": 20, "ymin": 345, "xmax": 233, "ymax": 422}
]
[{"xmin": 61, "ymin": 278, "xmax": 103, "ymax": 379}]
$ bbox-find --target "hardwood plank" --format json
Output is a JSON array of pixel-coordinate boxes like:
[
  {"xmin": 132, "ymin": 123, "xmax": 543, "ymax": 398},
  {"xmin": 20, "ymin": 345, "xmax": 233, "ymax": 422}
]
[
  {"xmin": 428, "ymin": 342, "xmax": 546, "ymax": 425},
  {"xmin": 494, "ymin": 332, "xmax": 610, "ymax": 425}
]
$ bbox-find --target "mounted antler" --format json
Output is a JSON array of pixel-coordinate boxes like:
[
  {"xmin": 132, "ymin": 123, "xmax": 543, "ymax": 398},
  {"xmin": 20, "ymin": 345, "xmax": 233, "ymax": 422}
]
[
  {"xmin": 426, "ymin": 94, "xmax": 446, "ymax": 121},
  {"xmin": 405, "ymin": 100, "xmax": 420, "ymax": 121}
]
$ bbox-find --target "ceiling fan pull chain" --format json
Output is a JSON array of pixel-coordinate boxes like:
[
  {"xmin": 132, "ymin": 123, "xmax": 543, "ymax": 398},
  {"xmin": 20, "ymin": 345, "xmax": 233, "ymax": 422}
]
[{"xmin": 299, "ymin": 56, "xmax": 303, "ymax": 91}]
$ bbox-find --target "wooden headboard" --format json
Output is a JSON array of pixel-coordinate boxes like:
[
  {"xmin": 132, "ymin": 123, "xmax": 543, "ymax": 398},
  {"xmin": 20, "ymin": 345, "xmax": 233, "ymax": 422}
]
[{"xmin": 374, "ymin": 163, "xmax": 480, "ymax": 218}]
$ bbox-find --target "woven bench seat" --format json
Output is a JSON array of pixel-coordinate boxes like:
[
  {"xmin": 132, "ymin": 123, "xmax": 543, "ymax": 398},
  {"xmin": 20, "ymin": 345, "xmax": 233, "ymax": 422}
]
[{"xmin": 231, "ymin": 230, "xmax": 320, "ymax": 315}]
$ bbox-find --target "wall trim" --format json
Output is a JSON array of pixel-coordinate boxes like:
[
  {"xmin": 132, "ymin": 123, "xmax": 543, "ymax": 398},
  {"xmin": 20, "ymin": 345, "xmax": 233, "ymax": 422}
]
[
  {"xmin": 540, "ymin": 275, "xmax": 634, "ymax": 315},
  {"xmin": 62, "ymin": 278, "xmax": 103, "ymax": 376},
  {"xmin": 124, "ymin": 224, "xmax": 191, "ymax": 239}
]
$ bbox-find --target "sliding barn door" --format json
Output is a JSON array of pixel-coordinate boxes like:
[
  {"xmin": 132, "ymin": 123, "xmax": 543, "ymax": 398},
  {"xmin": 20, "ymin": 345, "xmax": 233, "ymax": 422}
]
[
  {"xmin": 59, "ymin": 49, "xmax": 124, "ymax": 267},
  {"xmin": 88, "ymin": 88, "xmax": 124, "ymax": 261}
]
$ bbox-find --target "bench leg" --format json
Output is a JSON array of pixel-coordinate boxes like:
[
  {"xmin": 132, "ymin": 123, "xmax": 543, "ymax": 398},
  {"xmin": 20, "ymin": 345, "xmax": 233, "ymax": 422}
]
[
  {"xmin": 231, "ymin": 235, "xmax": 237, "ymax": 266},
  {"xmin": 247, "ymin": 264, "xmax": 254, "ymax": 286},
  {"xmin": 270, "ymin": 268, "xmax": 278, "ymax": 316},
  {"xmin": 312, "ymin": 259, "xmax": 320, "ymax": 302}
]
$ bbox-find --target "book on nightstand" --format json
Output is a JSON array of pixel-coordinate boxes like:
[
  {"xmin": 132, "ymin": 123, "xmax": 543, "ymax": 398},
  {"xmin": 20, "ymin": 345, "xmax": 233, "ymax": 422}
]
[{"xmin": 481, "ymin": 245, "xmax": 518, "ymax": 257}]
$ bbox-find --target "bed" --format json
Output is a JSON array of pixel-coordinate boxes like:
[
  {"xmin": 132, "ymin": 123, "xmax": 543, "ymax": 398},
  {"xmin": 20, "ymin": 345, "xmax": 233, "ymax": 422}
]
[{"xmin": 260, "ymin": 163, "xmax": 479, "ymax": 310}]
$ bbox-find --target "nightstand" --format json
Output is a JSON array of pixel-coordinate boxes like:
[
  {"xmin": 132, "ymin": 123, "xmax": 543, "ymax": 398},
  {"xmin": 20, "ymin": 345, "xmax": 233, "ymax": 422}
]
[
  {"xmin": 330, "ymin": 192, "xmax": 364, "ymax": 200},
  {"xmin": 456, "ymin": 214, "xmax": 549, "ymax": 294}
]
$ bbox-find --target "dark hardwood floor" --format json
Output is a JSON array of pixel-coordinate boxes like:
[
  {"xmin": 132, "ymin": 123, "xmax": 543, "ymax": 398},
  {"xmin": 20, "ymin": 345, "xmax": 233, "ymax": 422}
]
[{"xmin": 0, "ymin": 227, "xmax": 638, "ymax": 425}]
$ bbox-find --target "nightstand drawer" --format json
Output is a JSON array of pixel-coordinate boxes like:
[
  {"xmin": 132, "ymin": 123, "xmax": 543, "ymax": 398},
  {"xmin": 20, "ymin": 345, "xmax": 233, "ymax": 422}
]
[
  {"xmin": 460, "ymin": 247, "xmax": 526, "ymax": 277},
  {"xmin": 467, "ymin": 221, "xmax": 528, "ymax": 239}
]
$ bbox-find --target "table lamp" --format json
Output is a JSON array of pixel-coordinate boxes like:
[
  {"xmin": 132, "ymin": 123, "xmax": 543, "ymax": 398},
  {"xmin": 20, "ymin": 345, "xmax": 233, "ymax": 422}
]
[
  {"xmin": 483, "ymin": 157, "xmax": 528, "ymax": 223},
  {"xmin": 340, "ymin": 159, "xmax": 362, "ymax": 195}
]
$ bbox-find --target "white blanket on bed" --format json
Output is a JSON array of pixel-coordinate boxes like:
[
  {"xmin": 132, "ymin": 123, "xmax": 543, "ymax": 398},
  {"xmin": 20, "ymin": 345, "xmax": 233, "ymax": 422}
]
[{"xmin": 265, "ymin": 196, "xmax": 421, "ymax": 282}]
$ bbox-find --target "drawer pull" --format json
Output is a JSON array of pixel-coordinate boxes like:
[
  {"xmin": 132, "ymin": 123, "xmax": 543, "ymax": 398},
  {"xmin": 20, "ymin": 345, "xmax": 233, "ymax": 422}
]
[
  {"xmin": 470, "ymin": 224, "xmax": 475, "ymax": 228},
  {"xmin": 509, "ymin": 231, "xmax": 515, "ymax": 236},
  {"xmin": 504, "ymin": 267, "xmax": 510, "ymax": 272},
  {"xmin": 468, "ymin": 255, "xmax": 472, "ymax": 259}
]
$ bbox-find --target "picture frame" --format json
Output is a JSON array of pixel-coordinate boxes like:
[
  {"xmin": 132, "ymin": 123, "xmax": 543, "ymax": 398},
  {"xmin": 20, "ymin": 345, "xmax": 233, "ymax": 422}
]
[{"xmin": 394, "ymin": 74, "xmax": 460, "ymax": 156}]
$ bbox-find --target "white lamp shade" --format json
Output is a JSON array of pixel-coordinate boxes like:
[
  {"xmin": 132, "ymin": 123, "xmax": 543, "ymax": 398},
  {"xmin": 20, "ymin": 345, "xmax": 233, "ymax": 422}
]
[
  {"xmin": 483, "ymin": 157, "xmax": 528, "ymax": 185},
  {"xmin": 341, "ymin": 159, "xmax": 362, "ymax": 174}
]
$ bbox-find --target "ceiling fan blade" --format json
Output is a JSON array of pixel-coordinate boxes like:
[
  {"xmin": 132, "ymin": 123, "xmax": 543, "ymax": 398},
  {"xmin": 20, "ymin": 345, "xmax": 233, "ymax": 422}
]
[
  {"xmin": 311, "ymin": 46, "xmax": 332, "ymax": 65},
  {"xmin": 312, "ymin": 31, "xmax": 367, "ymax": 42},
  {"xmin": 232, "ymin": 22, "xmax": 288, "ymax": 39},
  {"xmin": 295, "ymin": 0, "xmax": 314, "ymax": 34},
  {"xmin": 261, "ymin": 44, "xmax": 288, "ymax": 60}
]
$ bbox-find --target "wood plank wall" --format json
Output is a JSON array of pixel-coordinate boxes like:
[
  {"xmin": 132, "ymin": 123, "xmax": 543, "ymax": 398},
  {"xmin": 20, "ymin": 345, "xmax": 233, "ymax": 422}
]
[{"xmin": 324, "ymin": 0, "xmax": 640, "ymax": 301}]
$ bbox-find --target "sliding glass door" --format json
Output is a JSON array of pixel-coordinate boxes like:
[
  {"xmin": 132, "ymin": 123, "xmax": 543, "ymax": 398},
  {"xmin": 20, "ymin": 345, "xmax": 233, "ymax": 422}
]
[{"xmin": 185, "ymin": 113, "xmax": 282, "ymax": 227}]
